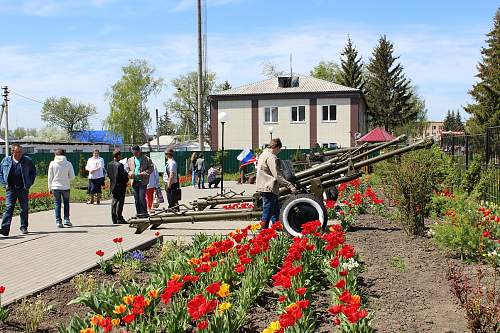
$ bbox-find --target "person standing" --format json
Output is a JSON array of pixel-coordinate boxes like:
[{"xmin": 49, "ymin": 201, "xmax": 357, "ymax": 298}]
[
  {"xmin": 164, "ymin": 148, "xmax": 179, "ymax": 210},
  {"xmin": 127, "ymin": 146, "xmax": 153, "ymax": 218},
  {"xmin": 0, "ymin": 144, "xmax": 37, "ymax": 236},
  {"xmin": 190, "ymin": 152, "xmax": 198, "ymax": 188},
  {"xmin": 48, "ymin": 149, "xmax": 75, "ymax": 228},
  {"xmin": 85, "ymin": 149, "xmax": 105, "ymax": 205},
  {"xmin": 146, "ymin": 163, "xmax": 160, "ymax": 212},
  {"xmin": 107, "ymin": 149, "xmax": 129, "ymax": 224},
  {"xmin": 256, "ymin": 138, "xmax": 297, "ymax": 229},
  {"xmin": 196, "ymin": 154, "xmax": 206, "ymax": 189}
]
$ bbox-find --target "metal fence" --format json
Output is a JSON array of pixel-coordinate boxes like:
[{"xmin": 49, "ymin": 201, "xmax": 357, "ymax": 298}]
[
  {"xmin": 26, "ymin": 149, "xmax": 310, "ymax": 177},
  {"xmin": 441, "ymin": 126, "xmax": 500, "ymax": 204}
]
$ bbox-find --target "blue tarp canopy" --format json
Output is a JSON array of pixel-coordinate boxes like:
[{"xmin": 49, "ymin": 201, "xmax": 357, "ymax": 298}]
[{"xmin": 72, "ymin": 131, "xmax": 123, "ymax": 144}]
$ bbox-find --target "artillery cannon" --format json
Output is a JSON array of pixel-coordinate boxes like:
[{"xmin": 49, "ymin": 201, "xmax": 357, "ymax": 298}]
[{"xmin": 128, "ymin": 137, "xmax": 434, "ymax": 236}]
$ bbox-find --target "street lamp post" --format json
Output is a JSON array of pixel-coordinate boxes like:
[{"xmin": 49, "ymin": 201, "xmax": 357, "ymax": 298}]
[
  {"xmin": 268, "ymin": 126, "xmax": 274, "ymax": 141},
  {"xmin": 218, "ymin": 112, "xmax": 227, "ymax": 195}
]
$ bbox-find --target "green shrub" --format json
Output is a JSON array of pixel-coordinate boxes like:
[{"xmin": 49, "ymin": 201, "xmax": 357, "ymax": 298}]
[
  {"xmin": 373, "ymin": 145, "xmax": 447, "ymax": 236},
  {"xmin": 430, "ymin": 196, "xmax": 483, "ymax": 260},
  {"xmin": 471, "ymin": 166, "xmax": 500, "ymax": 203},
  {"xmin": 459, "ymin": 154, "xmax": 484, "ymax": 194}
]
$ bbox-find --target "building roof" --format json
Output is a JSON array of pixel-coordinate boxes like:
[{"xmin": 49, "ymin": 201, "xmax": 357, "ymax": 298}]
[
  {"xmin": 211, "ymin": 75, "xmax": 359, "ymax": 97},
  {"xmin": 72, "ymin": 130, "xmax": 123, "ymax": 145},
  {"xmin": 358, "ymin": 127, "xmax": 396, "ymax": 143},
  {"xmin": 141, "ymin": 135, "xmax": 177, "ymax": 148}
]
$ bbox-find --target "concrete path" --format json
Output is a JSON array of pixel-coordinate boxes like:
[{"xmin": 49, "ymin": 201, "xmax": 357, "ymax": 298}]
[{"xmin": 0, "ymin": 181, "xmax": 257, "ymax": 305}]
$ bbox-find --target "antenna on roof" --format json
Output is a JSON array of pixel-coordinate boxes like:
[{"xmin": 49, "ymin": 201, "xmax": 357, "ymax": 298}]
[{"xmin": 290, "ymin": 53, "xmax": 293, "ymax": 78}]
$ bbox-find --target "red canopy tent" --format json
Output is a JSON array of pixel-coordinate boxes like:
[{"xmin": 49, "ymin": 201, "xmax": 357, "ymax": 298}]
[{"xmin": 357, "ymin": 127, "xmax": 396, "ymax": 143}]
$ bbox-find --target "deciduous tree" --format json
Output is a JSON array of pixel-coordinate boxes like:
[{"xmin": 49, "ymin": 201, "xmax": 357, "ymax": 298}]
[
  {"xmin": 310, "ymin": 61, "xmax": 339, "ymax": 82},
  {"xmin": 41, "ymin": 97, "xmax": 96, "ymax": 135},
  {"xmin": 105, "ymin": 59, "xmax": 163, "ymax": 144}
]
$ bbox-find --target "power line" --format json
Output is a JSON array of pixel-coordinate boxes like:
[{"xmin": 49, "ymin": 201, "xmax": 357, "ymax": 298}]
[{"xmin": 10, "ymin": 90, "xmax": 44, "ymax": 104}]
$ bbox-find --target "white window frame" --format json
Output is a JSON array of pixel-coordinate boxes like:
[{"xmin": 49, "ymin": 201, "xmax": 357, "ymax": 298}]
[
  {"xmin": 290, "ymin": 105, "xmax": 306, "ymax": 123},
  {"xmin": 264, "ymin": 106, "xmax": 279, "ymax": 124},
  {"xmin": 321, "ymin": 105, "xmax": 337, "ymax": 122}
]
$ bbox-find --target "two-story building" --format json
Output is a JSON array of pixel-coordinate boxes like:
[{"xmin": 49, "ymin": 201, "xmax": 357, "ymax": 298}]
[{"xmin": 209, "ymin": 75, "xmax": 368, "ymax": 150}]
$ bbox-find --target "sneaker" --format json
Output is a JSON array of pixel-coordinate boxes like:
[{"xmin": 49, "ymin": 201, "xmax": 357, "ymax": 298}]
[
  {"xmin": 57, "ymin": 223, "xmax": 64, "ymax": 228},
  {"xmin": 20, "ymin": 227, "xmax": 28, "ymax": 235},
  {"xmin": 63, "ymin": 220, "xmax": 73, "ymax": 227},
  {"xmin": 0, "ymin": 228, "xmax": 9, "ymax": 237}
]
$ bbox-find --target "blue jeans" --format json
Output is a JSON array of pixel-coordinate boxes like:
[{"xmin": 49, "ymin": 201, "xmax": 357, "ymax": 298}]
[
  {"xmin": 261, "ymin": 192, "xmax": 280, "ymax": 228},
  {"xmin": 53, "ymin": 189, "xmax": 70, "ymax": 223},
  {"xmin": 192, "ymin": 170, "xmax": 197, "ymax": 187},
  {"xmin": 132, "ymin": 182, "xmax": 148, "ymax": 216},
  {"xmin": 1, "ymin": 187, "xmax": 29, "ymax": 232},
  {"xmin": 197, "ymin": 170, "xmax": 205, "ymax": 188}
]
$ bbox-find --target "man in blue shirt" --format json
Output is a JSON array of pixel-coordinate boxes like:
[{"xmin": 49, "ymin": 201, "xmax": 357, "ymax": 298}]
[{"xmin": 0, "ymin": 144, "xmax": 37, "ymax": 236}]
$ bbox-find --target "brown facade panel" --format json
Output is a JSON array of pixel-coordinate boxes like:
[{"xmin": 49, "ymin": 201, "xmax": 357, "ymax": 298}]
[
  {"xmin": 350, "ymin": 97, "xmax": 360, "ymax": 146},
  {"xmin": 210, "ymin": 100, "xmax": 218, "ymax": 150},
  {"xmin": 251, "ymin": 99, "xmax": 259, "ymax": 149},
  {"xmin": 309, "ymin": 98, "xmax": 317, "ymax": 149}
]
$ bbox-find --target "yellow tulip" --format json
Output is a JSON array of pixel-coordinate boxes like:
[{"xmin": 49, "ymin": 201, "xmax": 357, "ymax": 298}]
[
  {"xmin": 111, "ymin": 319, "xmax": 120, "ymax": 327},
  {"xmin": 170, "ymin": 274, "xmax": 181, "ymax": 282},
  {"xmin": 218, "ymin": 302, "xmax": 232, "ymax": 313},
  {"xmin": 113, "ymin": 304, "xmax": 127, "ymax": 315},
  {"xmin": 217, "ymin": 283, "xmax": 230, "ymax": 298},
  {"xmin": 89, "ymin": 314, "xmax": 103, "ymax": 326},
  {"xmin": 250, "ymin": 223, "xmax": 261, "ymax": 231},
  {"xmin": 269, "ymin": 321, "xmax": 281, "ymax": 331},
  {"xmin": 80, "ymin": 328, "xmax": 95, "ymax": 333},
  {"xmin": 123, "ymin": 295, "xmax": 135, "ymax": 305},
  {"xmin": 148, "ymin": 289, "xmax": 159, "ymax": 299}
]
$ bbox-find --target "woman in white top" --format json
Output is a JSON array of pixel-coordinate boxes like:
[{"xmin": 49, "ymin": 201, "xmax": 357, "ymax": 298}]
[
  {"xmin": 146, "ymin": 163, "xmax": 160, "ymax": 212},
  {"xmin": 85, "ymin": 149, "xmax": 105, "ymax": 204}
]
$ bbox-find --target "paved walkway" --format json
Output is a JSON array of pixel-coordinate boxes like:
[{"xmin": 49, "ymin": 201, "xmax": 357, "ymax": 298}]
[{"xmin": 0, "ymin": 181, "xmax": 256, "ymax": 305}]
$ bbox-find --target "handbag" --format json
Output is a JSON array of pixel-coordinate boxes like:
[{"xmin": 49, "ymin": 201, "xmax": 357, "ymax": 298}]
[
  {"xmin": 155, "ymin": 187, "xmax": 165, "ymax": 203},
  {"xmin": 174, "ymin": 187, "xmax": 182, "ymax": 201}
]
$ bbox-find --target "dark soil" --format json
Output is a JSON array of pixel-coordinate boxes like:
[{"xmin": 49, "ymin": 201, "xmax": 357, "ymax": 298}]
[{"xmin": 349, "ymin": 214, "xmax": 470, "ymax": 333}]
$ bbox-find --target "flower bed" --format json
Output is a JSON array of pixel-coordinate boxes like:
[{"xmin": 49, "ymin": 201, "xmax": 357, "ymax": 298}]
[{"xmin": 0, "ymin": 191, "xmax": 53, "ymax": 215}]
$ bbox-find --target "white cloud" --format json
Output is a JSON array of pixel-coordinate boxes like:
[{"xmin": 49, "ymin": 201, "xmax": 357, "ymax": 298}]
[{"xmin": 0, "ymin": 21, "xmax": 485, "ymax": 129}]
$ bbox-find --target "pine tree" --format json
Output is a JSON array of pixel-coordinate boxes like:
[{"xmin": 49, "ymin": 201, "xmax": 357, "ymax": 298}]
[
  {"xmin": 222, "ymin": 80, "xmax": 232, "ymax": 90},
  {"xmin": 158, "ymin": 110, "xmax": 176, "ymax": 136},
  {"xmin": 464, "ymin": 9, "xmax": 500, "ymax": 133},
  {"xmin": 337, "ymin": 37, "xmax": 364, "ymax": 91},
  {"xmin": 443, "ymin": 110, "xmax": 456, "ymax": 131},
  {"xmin": 365, "ymin": 35, "xmax": 417, "ymax": 131},
  {"xmin": 455, "ymin": 110, "xmax": 464, "ymax": 132}
]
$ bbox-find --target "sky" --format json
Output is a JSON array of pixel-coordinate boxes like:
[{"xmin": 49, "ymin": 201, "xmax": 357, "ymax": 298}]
[{"xmin": 0, "ymin": 0, "xmax": 498, "ymax": 131}]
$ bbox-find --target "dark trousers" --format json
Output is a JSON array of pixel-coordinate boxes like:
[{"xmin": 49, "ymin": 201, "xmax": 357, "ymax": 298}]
[
  {"xmin": 111, "ymin": 189, "xmax": 126, "ymax": 223},
  {"xmin": 53, "ymin": 189, "xmax": 70, "ymax": 223},
  {"xmin": 261, "ymin": 192, "xmax": 280, "ymax": 229},
  {"xmin": 132, "ymin": 182, "xmax": 148, "ymax": 216},
  {"xmin": 208, "ymin": 178, "xmax": 221, "ymax": 188},
  {"xmin": 1, "ymin": 187, "xmax": 29, "ymax": 233},
  {"xmin": 166, "ymin": 182, "xmax": 180, "ymax": 210},
  {"xmin": 197, "ymin": 170, "xmax": 205, "ymax": 188}
]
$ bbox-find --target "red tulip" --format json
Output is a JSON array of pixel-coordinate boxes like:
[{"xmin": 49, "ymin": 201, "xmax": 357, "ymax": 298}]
[
  {"xmin": 335, "ymin": 279, "xmax": 346, "ymax": 289},
  {"xmin": 295, "ymin": 287, "xmax": 307, "ymax": 296},
  {"xmin": 154, "ymin": 231, "xmax": 160, "ymax": 237},
  {"xmin": 0, "ymin": 286, "xmax": 5, "ymax": 294},
  {"xmin": 113, "ymin": 237, "xmax": 123, "ymax": 244},
  {"xmin": 197, "ymin": 320, "xmax": 209, "ymax": 330},
  {"xmin": 483, "ymin": 230, "xmax": 491, "ymax": 238},
  {"xmin": 96, "ymin": 250, "xmax": 104, "ymax": 257}
]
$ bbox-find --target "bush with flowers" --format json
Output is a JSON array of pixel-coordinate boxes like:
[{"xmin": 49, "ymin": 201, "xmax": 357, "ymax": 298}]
[{"xmin": 327, "ymin": 178, "xmax": 385, "ymax": 229}]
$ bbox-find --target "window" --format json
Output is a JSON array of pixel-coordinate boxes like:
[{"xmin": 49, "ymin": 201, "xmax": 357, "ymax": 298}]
[
  {"xmin": 322, "ymin": 143, "xmax": 338, "ymax": 149},
  {"xmin": 322, "ymin": 105, "xmax": 337, "ymax": 121},
  {"xmin": 291, "ymin": 106, "xmax": 305, "ymax": 122},
  {"xmin": 264, "ymin": 107, "xmax": 278, "ymax": 123}
]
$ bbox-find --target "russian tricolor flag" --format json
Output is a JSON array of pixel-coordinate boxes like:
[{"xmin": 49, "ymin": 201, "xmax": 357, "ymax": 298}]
[{"xmin": 237, "ymin": 148, "xmax": 257, "ymax": 167}]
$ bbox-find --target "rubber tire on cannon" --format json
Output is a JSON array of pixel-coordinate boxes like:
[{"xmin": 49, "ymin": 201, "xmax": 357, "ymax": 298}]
[{"xmin": 279, "ymin": 193, "xmax": 328, "ymax": 237}]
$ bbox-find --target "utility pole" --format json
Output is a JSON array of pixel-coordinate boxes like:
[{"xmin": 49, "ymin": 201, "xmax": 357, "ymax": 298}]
[
  {"xmin": 197, "ymin": 0, "xmax": 204, "ymax": 151},
  {"xmin": 1, "ymin": 86, "xmax": 9, "ymax": 157},
  {"xmin": 155, "ymin": 108, "xmax": 160, "ymax": 151}
]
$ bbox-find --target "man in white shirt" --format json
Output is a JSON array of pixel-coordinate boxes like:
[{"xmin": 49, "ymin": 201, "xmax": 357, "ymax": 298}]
[
  {"xmin": 48, "ymin": 149, "xmax": 75, "ymax": 228},
  {"xmin": 163, "ymin": 148, "xmax": 179, "ymax": 211},
  {"xmin": 85, "ymin": 149, "xmax": 105, "ymax": 205}
]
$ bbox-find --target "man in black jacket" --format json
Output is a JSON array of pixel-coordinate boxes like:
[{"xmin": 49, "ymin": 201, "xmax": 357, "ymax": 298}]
[{"xmin": 106, "ymin": 149, "xmax": 129, "ymax": 224}]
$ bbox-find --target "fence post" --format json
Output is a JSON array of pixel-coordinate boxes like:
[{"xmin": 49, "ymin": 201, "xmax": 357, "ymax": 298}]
[
  {"xmin": 465, "ymin": 135, "xmax": 469, "ymax": 169},
  {"xmin": 451, "ymin": 135, "xmax": 455, "ymax": 161},
  {"xmin": 485, "ymin": 127, "xmax": 490, "ymax": 166}
]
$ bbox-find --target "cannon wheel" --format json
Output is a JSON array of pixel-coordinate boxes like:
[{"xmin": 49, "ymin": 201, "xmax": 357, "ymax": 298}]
[{"xmin": 280, "ymin": 193, "xmax": 327, "ymax": 237}]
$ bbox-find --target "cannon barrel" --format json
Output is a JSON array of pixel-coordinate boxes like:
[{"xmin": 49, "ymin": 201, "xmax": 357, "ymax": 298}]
[
  {"xmin": 191, "ymin": 196, "xmax": 255, "ymax": 211},
  {"xmin": 294, "ymin": 135, "xmax": 407, "ymax": 180},
  {"xmin": 297, "ymin": 138, "xmax": 434, "ymax": 188},
  {"xmin": 307, "ymin": 142, "xmax": 385, "ymax": 159}
]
